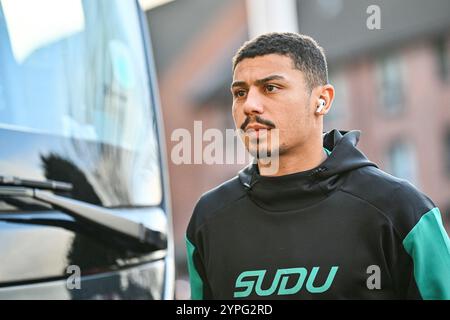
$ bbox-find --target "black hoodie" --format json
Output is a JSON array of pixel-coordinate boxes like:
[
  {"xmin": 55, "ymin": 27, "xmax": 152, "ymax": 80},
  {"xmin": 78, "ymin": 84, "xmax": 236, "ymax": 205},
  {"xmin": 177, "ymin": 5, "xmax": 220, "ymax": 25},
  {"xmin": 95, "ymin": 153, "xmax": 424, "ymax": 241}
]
[{"xmin": 186, "ymin": 129, "xmax": 450, "ymax": 299}]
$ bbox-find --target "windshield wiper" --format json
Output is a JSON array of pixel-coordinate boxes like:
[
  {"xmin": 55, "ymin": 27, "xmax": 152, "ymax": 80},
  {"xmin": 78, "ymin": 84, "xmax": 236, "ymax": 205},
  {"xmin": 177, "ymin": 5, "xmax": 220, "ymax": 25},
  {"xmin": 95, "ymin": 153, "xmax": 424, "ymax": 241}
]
[
  {"xmin": 0, "ymin": 175, "xmax": 167, "ymax": 251},
  {"xmin": 0, "ymin": 175, "xmax": 72, "ymax": 192}
]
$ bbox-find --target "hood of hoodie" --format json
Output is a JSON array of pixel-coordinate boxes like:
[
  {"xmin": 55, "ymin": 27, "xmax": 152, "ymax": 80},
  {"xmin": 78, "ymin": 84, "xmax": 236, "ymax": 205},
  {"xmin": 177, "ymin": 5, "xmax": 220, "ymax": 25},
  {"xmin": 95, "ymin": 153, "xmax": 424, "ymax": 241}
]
[{"xmin": 238, "ymin": 129, "xmax": 377, "ymax": 211}]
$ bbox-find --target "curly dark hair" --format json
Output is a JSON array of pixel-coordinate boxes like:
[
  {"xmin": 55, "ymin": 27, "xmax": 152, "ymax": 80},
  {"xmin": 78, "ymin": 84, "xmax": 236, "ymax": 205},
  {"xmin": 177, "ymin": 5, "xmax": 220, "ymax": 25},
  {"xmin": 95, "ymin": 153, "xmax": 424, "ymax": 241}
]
[{"xmin": 232, "ymin": 32, "xmax": 328, "ymax": 91}]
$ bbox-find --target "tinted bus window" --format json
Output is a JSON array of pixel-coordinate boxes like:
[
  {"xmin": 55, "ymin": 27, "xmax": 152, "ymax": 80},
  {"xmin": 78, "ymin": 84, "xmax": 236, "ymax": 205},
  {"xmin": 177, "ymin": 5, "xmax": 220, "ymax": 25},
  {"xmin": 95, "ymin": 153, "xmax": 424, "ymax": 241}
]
[{"xmin": 0, "ymin": 0, "xmax": 162, "ymax": 207}]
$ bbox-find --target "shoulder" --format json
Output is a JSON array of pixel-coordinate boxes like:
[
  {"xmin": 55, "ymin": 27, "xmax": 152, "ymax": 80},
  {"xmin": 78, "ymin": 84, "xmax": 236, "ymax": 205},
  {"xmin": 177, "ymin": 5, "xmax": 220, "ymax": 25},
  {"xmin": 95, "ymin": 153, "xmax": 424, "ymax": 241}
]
[
  {"xmin": 187, "ymin": 175, "xmax": 246, "ymax": 237},
  {"xmin": 340, "ymin": 166, "xmax": 436, "ymax": 238}
]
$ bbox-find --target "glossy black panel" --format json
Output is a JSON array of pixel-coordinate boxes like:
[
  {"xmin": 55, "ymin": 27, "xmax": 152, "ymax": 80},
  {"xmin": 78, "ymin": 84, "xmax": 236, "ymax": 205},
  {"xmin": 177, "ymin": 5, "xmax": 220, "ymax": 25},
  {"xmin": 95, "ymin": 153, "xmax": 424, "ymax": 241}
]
[
  {"xmin": 0, "ymin": 128, "xmax": 161, "ymax": 207},
  {"xmin": 0, "ymin": 260, "xmax": 166, "ymax": 299},
  {"xmin": 0, "ymin": 208, "xmax": 167, "ymax": 286}
]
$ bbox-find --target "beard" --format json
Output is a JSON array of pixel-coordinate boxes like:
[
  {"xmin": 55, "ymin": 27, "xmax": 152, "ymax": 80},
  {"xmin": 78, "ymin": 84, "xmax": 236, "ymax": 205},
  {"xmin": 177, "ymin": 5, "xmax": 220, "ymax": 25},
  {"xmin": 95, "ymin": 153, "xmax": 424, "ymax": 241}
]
[
  {"xmin": 248, "ymin": 139, "xmax": 274, "ymax": 159},
  {"xmin": 243, "ymin": 129, "xmax": 282, "ymax": 161}
]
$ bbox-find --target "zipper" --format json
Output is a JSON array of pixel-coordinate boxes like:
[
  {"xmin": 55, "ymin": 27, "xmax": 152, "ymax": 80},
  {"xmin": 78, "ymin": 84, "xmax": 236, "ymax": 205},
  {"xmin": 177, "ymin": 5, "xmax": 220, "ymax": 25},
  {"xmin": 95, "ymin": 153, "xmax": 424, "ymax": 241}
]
[{"xmin": 309, "ymin": 167, "xmax": 327, "ymax": 176}]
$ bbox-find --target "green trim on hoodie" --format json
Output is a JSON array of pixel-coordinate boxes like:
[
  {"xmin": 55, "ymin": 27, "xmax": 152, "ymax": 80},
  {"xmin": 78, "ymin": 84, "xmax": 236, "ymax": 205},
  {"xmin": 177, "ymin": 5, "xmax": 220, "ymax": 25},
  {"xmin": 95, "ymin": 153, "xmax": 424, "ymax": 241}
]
[{"xmin": 403, "ymin": 207, "xmax": 450, "ymax": 299}]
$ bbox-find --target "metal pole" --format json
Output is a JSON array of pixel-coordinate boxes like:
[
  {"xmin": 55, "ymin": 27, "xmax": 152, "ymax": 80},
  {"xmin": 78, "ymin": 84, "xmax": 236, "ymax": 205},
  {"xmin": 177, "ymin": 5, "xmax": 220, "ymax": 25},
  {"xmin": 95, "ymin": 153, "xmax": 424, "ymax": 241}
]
[{"xmin": 245, "ymin": 0, "xmax": 299, "ymax": 39}]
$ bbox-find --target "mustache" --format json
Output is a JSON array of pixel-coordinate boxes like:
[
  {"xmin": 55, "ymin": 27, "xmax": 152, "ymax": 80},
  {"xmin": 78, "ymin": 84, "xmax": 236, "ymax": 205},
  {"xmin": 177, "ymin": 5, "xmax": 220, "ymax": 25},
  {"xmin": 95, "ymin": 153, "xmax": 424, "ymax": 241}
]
[{"xmin": 240, "ymin": 115, "xmax": 276, "ymax": 131}]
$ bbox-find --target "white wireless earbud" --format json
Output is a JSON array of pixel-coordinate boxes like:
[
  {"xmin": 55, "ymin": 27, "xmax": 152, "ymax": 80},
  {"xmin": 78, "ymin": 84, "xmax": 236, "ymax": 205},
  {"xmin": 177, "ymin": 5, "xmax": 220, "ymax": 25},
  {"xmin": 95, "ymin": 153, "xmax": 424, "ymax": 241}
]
[{"xmin": 316, "ymin": 99, "xmax": 326, "ymax": 113}]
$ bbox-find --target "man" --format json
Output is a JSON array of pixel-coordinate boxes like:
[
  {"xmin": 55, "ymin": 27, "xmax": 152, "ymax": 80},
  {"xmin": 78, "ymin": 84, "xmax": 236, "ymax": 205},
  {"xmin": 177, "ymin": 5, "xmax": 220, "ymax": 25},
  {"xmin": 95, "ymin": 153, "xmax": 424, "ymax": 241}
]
[{"xmin": 186, "ymin": 32, "xmax": 450, "ymax": 299}]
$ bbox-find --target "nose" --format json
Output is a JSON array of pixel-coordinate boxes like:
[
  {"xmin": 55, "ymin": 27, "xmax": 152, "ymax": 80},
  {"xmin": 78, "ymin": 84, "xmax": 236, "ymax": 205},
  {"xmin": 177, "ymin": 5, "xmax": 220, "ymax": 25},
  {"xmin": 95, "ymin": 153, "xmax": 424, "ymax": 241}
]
[{"xmin": 243, "ymin": 87, "xmax": 264, "ymax": 116}]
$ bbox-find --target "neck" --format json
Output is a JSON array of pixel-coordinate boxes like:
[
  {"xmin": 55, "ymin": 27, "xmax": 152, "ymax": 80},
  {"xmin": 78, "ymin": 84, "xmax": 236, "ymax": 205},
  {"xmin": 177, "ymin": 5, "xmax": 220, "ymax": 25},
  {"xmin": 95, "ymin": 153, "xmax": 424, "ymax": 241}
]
[{"xmin": 258, "ymin": 135, "xmax": 327, "ymax": 177}]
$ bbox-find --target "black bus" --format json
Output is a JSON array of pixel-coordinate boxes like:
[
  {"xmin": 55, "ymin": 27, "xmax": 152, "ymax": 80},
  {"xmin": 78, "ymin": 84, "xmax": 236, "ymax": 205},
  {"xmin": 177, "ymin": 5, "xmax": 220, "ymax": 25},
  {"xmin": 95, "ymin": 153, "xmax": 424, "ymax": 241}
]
[{"xmin": 0, "ymin": 0, "xmax": 174, "ymax": 299}]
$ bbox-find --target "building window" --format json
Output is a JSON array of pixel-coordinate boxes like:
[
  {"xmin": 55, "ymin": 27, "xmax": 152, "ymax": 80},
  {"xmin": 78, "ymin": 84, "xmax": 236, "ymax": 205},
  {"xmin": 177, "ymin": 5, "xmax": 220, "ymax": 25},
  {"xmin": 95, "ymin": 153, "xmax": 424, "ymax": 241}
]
[
  {"xmin": 377, "ymin": 54, "xmax": 404, "ymax": 115},
  {"xmin": 434, "ymin": 37, "xmax": 450, "ymax": 83},
  {"xmin": 324, "ymin": 70, "xmax": 347, "ymax": 130},
  {"xmin": 446, "ymin": 129, "xmax": 450, "ymax": 177},
  {"xmin": 443, "ymin": 204, "xmax": 450, "ymax": 228},
  {"xmin": 386, "ymin": 140, "xmax": 419, "ymax": 187}
]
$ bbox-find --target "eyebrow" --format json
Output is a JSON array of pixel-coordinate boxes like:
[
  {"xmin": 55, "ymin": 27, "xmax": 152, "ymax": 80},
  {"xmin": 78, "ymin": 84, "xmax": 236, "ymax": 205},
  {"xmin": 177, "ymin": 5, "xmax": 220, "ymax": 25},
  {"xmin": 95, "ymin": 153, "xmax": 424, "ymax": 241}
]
[{"xmin": 231, "ymin": 75, "xmax": 286, "ymax": 89}]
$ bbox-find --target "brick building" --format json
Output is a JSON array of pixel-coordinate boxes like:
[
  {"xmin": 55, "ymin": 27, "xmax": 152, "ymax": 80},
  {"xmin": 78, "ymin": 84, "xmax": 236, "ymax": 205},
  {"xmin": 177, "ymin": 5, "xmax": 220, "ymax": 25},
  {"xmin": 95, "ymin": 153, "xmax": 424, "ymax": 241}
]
[{"xmin": 145, "ymin": 0, "xmax": 450, "ymax": 282}]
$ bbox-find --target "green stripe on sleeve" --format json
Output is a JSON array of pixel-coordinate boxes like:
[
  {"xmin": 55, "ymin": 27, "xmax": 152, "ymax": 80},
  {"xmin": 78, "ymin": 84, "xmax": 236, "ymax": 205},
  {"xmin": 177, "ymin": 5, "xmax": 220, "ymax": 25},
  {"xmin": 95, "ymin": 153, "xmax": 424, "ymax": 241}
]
[
  {"xmin": 185, "ymin": 235, "xmax": 204, "ymax": 300},
  {"xmin": 403, "ymin": 207, "xmax": 450, "ymax": 299}
]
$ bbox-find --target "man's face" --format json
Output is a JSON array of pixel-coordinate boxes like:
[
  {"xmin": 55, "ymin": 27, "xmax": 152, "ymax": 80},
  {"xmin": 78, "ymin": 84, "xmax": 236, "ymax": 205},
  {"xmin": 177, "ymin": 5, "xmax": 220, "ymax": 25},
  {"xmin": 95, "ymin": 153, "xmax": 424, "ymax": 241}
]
[{"xmin": 231, "ymin": 54, "xmax": 317, "ymax": 159}]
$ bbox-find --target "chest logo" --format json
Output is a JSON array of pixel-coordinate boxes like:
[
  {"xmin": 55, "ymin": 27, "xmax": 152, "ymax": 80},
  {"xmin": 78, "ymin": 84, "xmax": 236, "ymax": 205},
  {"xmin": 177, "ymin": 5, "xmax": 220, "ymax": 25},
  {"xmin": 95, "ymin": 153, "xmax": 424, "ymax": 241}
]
[{"xmin": 234, "ymin": 266, "xmax": 339, "ymax": 298}]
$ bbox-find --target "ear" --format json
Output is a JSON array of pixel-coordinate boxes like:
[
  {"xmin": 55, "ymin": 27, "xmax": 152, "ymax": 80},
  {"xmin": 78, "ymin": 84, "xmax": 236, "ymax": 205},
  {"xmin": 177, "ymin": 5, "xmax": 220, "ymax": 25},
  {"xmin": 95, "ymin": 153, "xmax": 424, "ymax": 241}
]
[{"xmin": 315, "ymin": 84, "xmax": 335, "ymax": 115}]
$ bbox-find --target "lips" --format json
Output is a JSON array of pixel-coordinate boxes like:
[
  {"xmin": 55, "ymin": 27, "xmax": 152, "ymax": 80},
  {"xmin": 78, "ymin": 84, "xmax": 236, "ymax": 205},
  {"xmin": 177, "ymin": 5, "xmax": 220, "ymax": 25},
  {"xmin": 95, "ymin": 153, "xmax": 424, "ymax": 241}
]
[
  {"xmin": 245, "ymin": 124, "xmax": 272, "ymax": 141},
  {"xmin": 245, "ymin": 124, "xmax": 271, "ymax": 132}
]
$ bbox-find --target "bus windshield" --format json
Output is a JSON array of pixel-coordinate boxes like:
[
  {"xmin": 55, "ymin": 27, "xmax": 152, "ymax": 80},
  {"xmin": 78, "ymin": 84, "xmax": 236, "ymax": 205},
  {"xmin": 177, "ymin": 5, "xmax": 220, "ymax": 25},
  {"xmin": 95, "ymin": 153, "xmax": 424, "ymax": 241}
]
[{"xmin": 0, "ymin": 0, "xmax": 162, "ymax": 207}]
